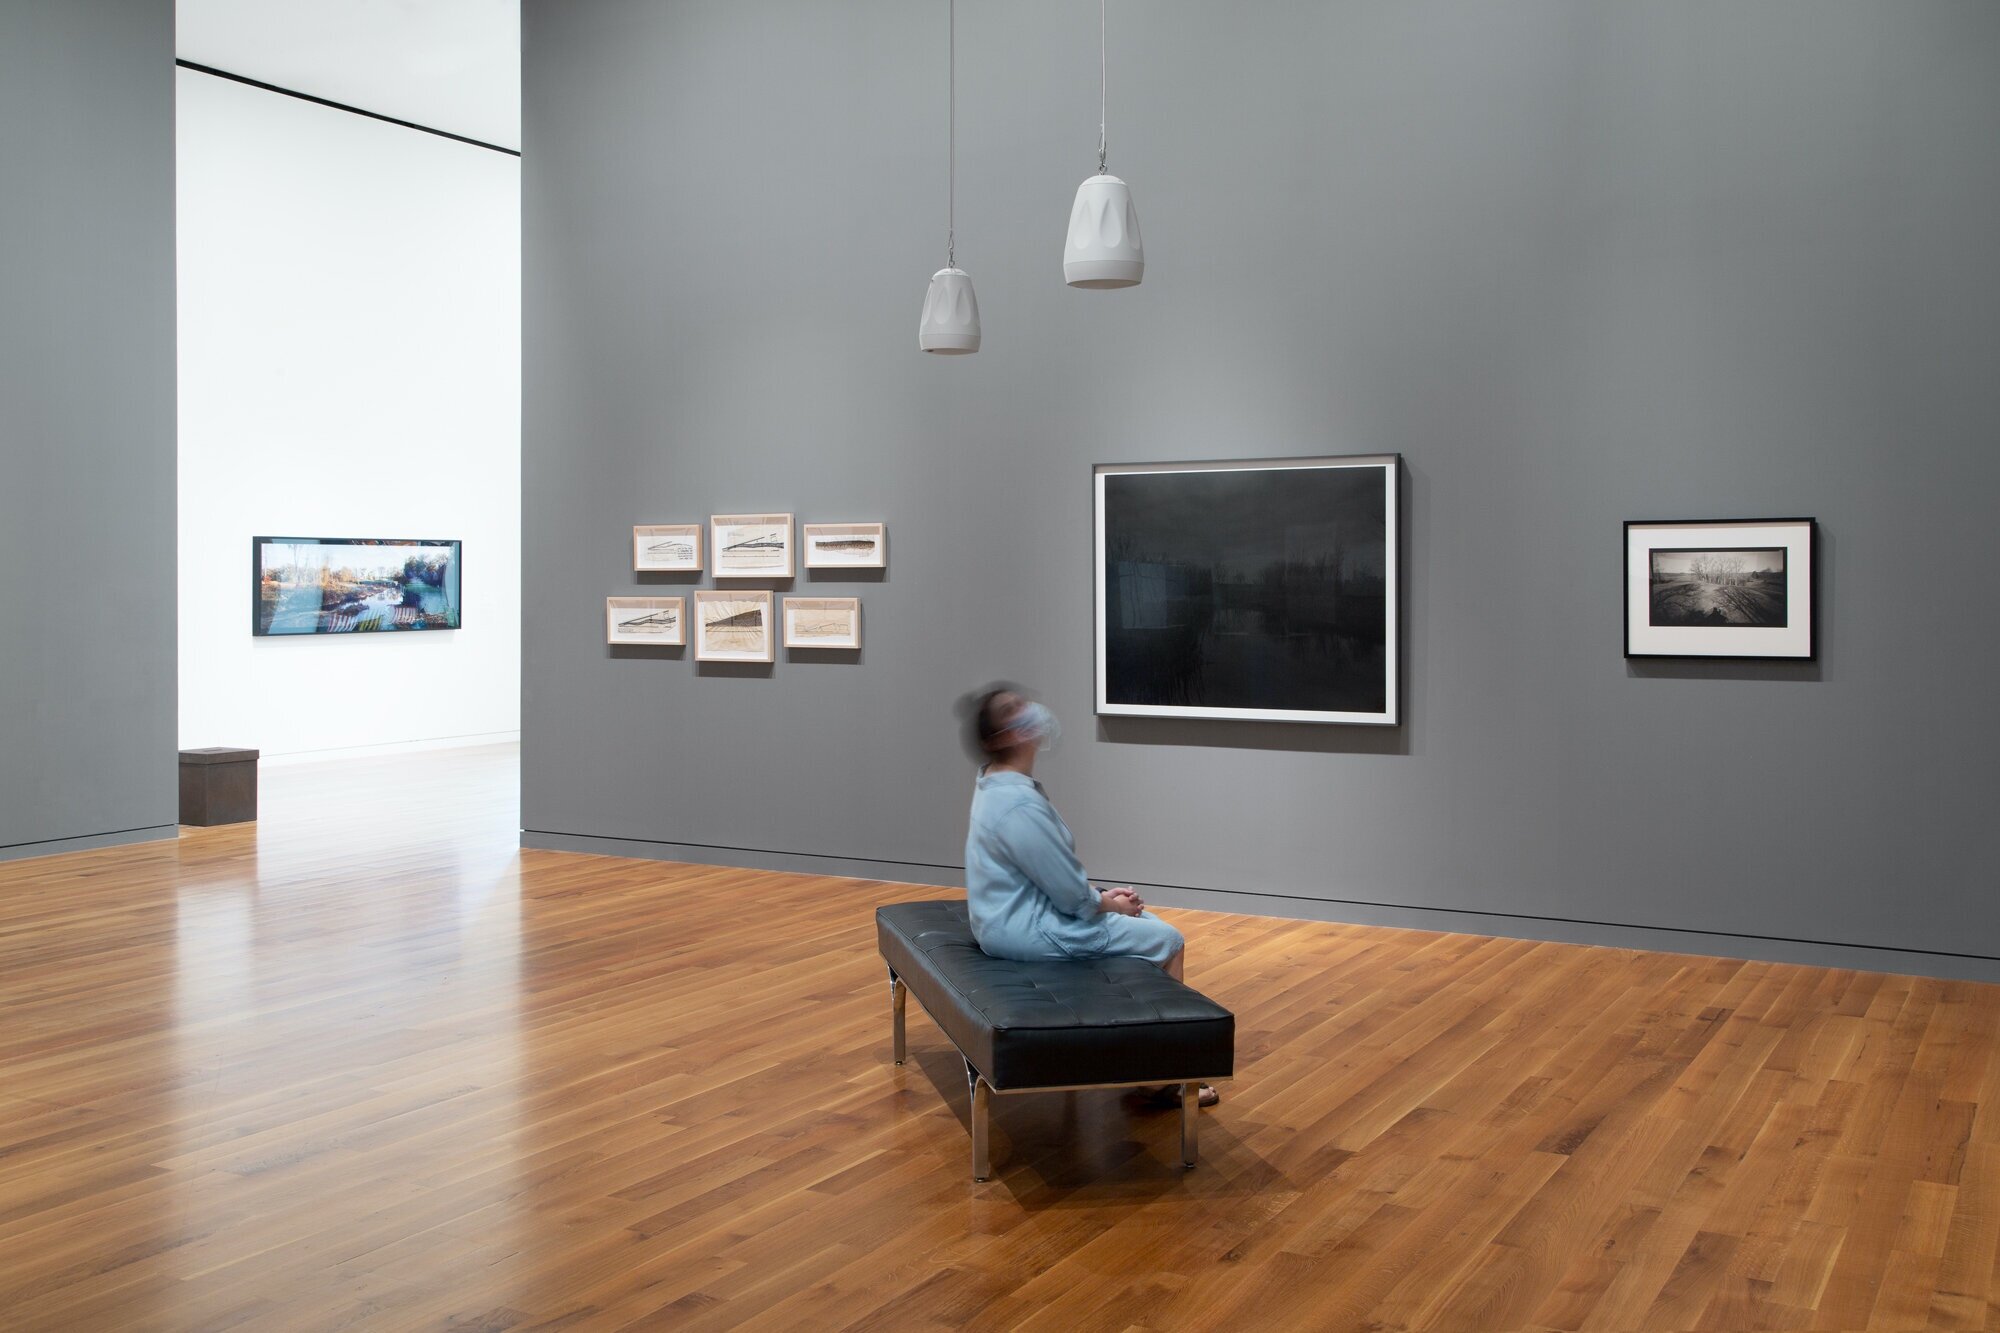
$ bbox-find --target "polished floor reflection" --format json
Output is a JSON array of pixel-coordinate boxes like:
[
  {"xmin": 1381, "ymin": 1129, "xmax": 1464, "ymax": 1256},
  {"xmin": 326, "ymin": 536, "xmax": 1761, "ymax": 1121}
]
[{"xmin": 4, "ymin": 744, "xmax": 2000, "ymax": 1330}]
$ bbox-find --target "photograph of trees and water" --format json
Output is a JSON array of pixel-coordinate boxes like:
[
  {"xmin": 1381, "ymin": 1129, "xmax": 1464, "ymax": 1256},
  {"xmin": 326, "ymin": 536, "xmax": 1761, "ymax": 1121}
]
[
  {"xmin": 1100, "ymin": 463, "xmax": 1390, "ymax": 716},
  {"xmin": 1647, "ymin": 548, "xmax": 1787, "ymax": 628},
  {"xmin": 254, "ymin": 538, "xmax": 462, "ymax": 636}
]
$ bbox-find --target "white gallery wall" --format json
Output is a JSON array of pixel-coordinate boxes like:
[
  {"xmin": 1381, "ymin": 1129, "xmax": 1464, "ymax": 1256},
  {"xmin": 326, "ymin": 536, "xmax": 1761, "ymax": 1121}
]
[{"xmin": 177, "ymin": 69, "xmax": 520, "ymax": 757}]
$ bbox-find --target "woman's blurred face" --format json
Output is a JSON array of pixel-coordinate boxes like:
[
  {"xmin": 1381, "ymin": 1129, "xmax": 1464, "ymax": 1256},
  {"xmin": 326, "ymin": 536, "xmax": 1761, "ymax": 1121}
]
[
  {"xmin": 988, "ymin": 692, "xmax": 1029, "ymax": 752},
  {"xmin": 992, "ymin": 693, "xmax": 1062, "ymax": 757}
]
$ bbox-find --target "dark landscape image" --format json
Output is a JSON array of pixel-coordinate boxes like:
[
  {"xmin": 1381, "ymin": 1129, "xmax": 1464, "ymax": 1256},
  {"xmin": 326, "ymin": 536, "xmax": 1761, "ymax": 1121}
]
[
  {"xmin": 1102, "ymin": 465, "xmax": 1389, "ymax": 714},
  {"xmin": 1648, "ymin": 548, "xmax": 1787, "ymax": 627}
]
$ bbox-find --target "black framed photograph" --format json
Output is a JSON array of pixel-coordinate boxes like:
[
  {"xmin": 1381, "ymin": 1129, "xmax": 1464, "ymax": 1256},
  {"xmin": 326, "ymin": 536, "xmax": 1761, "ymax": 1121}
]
[
  {"xmin": 1624, "ymin": 518, "xmax": 1816, "ymax": 660},
  {"xmin": 1094, "ymin": 454, "xmax": 1399, "ymax": 725},
  {"xmin": 253, "ymin": 536, "xmax": 463, "ymax": 636}
]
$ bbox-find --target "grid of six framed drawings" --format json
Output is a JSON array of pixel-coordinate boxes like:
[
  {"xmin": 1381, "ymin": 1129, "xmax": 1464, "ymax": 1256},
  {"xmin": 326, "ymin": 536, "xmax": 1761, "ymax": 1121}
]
[{"xmin": 610, "ymin": 516, "xmax": 878, "ymax": 660}]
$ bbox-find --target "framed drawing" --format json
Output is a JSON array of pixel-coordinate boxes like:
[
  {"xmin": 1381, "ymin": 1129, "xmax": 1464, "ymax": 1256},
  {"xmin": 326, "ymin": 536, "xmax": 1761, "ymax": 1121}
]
[
  {"xmin": 783, "ymin": 596, "xmax": 861, "ymax": 649},
  {"xmin": 632, "ymin": 523, "xmax": 702, "ymax": 572},
  {"xmin": 253, "ymin": 536, "xmax": 462, "ymax": 636},
  {"xmin": 694, "ymin": 589, "xmax": 775, "ymax": 662},
  {"xmin": 605, "ymin": 596, "xmax": 684, "ymax": 646},
  {"xmin": 710, "ymin": 513, "xmax": 794, "ymax": 579},
  {"xmin": 1094, "ymin": 455, "xmax": 1399, "ymax": 725},
  {"xmin": 802, "ymin": 522, "xmax": 886, "ymax": 569},
  {"xmin": 1625, "ymin": 518, "xmax": 1816, "ymax": 660}
]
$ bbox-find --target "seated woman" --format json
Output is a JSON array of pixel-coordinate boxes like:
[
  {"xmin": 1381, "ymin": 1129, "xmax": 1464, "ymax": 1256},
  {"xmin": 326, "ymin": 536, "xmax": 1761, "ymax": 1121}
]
[{"xmin": 960, "ymin": 685, "xmax": 1218, "ymax": 1107}]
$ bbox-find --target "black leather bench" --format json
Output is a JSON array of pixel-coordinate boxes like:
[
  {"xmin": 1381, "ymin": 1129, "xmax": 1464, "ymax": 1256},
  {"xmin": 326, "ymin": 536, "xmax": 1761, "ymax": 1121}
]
[{"xmin": 876, "ymin": 899, "xmax": 1235, "ymax": 1181}]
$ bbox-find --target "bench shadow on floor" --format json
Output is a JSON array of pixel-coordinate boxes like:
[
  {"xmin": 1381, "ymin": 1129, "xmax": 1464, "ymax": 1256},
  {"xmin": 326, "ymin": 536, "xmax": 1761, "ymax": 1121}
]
[{"xmin": 899, "ymin": 1043, "xmax": 1288, "ymax": 1206}]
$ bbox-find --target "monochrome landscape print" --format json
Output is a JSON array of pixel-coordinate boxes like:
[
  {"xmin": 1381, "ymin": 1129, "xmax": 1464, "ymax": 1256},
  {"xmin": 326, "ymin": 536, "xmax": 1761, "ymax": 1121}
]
[
  {"xmin": 633, "ymin": 524, "xmax": 700, "ymax": 571},
  {"xmin": 794, "ymin": 608, "xmax": 854, "ymax": 637},
  {"xmin": 1101, "ymin": 464, "xmax": 1389, "ymax": 715},
  {"xmin": 606, "ymin": 596, "xmax": 682, "ymax": 644},
  {"xmin": 700, "ymin": 598, "xmax": 767, "ymax": 651},
  {"xmin": 784, "ymin": 597, "xmax": 859, "ymax": 648},
  {"xmin": 715, "ymin": 522, "xmax": 789, "ymax": 572},
  {"xmin": 256, "ymin": 538, "xmax": 460, "ymax": 636},
  {"xmin": 1648, "ymin": 548, "xmax": 1788, "ymax": 627},
  {"xmin": 803, "ymin": 523, "xmax": 885, "ymax": 569},
  {"xmin": 617, "ymin": 605, "xmax": 677, "ymax": 634}
]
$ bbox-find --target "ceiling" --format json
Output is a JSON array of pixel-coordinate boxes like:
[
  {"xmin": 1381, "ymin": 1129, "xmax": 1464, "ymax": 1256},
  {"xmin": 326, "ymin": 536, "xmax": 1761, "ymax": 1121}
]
[{"xmin": 177, "ymin": 0, "xmax": 519, "ymax": 150}]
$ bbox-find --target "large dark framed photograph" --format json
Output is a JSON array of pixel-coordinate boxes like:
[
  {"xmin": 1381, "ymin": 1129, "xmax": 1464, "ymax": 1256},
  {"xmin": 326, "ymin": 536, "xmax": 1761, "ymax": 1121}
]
[
  {"xmin": 253, "ymin": 536, "xmax": 463, "ymax": 636},
  {"xmin": 1624, "ymin": 518, "xmax": 1816, "ymax": 660},
  {"xmin": 1094, "ymin": 455, "xmax": 1400, "ymax": 725}
]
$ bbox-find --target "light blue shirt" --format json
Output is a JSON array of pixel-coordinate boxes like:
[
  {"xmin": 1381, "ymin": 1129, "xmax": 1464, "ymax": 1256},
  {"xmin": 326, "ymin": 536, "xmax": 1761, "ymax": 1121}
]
[{"xmin": 964, "ymin": 768, "xmax": 1111, "ymax": 961}]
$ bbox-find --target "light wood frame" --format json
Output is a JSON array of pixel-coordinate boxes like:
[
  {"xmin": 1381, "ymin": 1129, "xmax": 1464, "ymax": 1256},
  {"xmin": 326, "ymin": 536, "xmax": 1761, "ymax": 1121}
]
[
  {"xmin": 709, "ymin": 513, "xmax": 795, "ymax": 580},
  {"xmin": 782, "ymin": 596, "xmax": 861, "ymax": 650},
  {"xmin": 693, "ymin": 589, "xmax": 775, "ymax": 662},
  {"xmin": 801, "ymin": 522, "xmax": 886, "ymax": 570},
  {"xmin": 605, "ymin": 596, "xmax": 684, "ymax": 646},
  {"xmin": 632, "ymin": 524, "xmax": 702, "ymax": 573}
]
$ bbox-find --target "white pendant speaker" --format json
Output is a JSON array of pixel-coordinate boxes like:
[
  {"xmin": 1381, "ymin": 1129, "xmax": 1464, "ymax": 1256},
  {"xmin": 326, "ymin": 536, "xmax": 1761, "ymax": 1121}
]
[
  {"xmin": 1064, "ymin": 173, "xmax": 1144, "ymax": 288},
  {"xmin": 919, "ymin": 267, "xmax": 981, "ymax": 354}
]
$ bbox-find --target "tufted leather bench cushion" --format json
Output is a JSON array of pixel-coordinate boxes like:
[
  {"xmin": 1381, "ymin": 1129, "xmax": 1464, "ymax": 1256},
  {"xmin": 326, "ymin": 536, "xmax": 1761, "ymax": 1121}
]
[{"xmin": 877, "ymin": 899, "xmax": 1234, "ymax": 1090}]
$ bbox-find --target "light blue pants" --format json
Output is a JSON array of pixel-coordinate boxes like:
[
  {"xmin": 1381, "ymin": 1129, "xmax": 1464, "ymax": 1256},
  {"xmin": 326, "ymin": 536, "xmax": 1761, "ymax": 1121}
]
[{"xmin": 1092, "ymin": 910, "xmax": 1185, "ymax": 966}]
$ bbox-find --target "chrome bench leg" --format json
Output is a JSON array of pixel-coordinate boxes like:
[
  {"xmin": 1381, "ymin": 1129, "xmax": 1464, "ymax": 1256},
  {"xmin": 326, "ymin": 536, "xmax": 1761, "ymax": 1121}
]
[
  {"xmin": 1180, "ymin": 1083, "xmax": 1199, "ymax": 1169},
  {"xmin": 969, "ymin": 1064, "xmax": 993, "ymax": 1181},
  {"xmin": 889, "ymin": 970, "xmax": 906, "ymax": 1065}
]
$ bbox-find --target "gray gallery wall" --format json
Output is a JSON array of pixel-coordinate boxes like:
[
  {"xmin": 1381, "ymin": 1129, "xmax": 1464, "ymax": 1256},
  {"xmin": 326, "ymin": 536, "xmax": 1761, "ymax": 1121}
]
[
  {"xmin": 523, "ymin": 1, "xmax": 2000, "ymax": 978},
  {"xmin": 0, "ymin": 0, "xmax": 179, "ymax": 858}
]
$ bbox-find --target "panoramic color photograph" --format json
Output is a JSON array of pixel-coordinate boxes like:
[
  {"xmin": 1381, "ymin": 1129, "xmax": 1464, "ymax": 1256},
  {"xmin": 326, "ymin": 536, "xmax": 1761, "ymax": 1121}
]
[{"xmin": 255, "ymin": 538, "xmax": 462, "ymax": 635}]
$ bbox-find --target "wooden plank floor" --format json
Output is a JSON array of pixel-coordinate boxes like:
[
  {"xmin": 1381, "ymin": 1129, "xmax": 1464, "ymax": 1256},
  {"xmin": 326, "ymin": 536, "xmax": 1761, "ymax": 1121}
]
[{"xmin": 2, "ymin": 744, "xmax": 1997, "ymax": 1330}]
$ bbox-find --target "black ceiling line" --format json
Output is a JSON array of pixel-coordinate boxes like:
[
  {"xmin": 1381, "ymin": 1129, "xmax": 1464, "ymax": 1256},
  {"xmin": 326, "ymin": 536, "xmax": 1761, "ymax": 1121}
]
[{"xmin": 176, "ymin": 59, "xmax": 521, "ymax": 158}]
